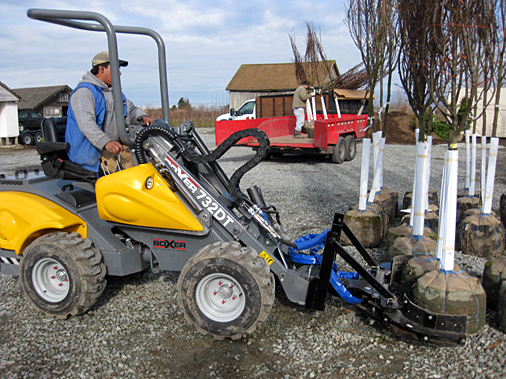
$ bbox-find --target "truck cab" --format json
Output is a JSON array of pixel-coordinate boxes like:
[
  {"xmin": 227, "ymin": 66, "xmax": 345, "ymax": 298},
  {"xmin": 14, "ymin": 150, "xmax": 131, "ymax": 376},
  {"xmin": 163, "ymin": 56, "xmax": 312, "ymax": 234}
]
[
  {"xmin": 216, "ymin": 99, "xmax": 256, "ymax": 121},
  {"xmin": 18, "ymin": 110, "xmax": 44, "ymax": 132}
]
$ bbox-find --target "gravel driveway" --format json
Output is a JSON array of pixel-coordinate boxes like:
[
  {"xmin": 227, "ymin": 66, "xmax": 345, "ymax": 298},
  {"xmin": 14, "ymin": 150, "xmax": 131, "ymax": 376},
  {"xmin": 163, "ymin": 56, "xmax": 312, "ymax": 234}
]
[{"xmin": 1, "ymin": 128, "xmax": 505, "ymax": 379}]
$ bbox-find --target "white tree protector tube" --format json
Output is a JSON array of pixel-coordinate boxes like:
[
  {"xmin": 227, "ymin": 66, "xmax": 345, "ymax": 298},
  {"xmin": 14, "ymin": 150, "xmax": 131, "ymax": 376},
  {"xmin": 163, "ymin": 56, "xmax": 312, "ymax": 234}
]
[
  {"xmin": 368, "ymin": 132, "xmax": 382, "ymax": 203},
  {"xmin": 359, "ymin": 138, "xmax": 371, "ymax": 211},
  {"xmin": 481, "ymin": 136, "xmax": 487, "ymax": 205},
  {"xmin": 483, "ymin": 138, "xmax": 499, "ymax": 214},
  {"xmin": 424, "ymin": 136, "xmax": 433, "ymax": 211},
  {"xmin": 306, "ymin": 99, "xmax": 313, "ymax": 122},
  {"xmin": 408, "ymin": 139, "xmax": 420, "ymax": 226},
  {"xmin": 470, "ymin": 134, "xmax": 477, "ymax": 197},
  {"xmin": 334, "ymin": 95, "xmax": 341, "ymax": 118},
  {"xmin": 380, "ymin": 137, "xmax": 385, "ymax": 188},
  {"xmin": 311, "ymin": 96, "xmax": 317, "ymax": 121},
  {"xmin": 436, "ymin": 150, "xmax": 459, "ymax": 272},
  {"xmin": 321, "ymin": 96, "xmax": 328, "ymax": 119},
  {"xmin": 413, "ymin": 141, "xmax": 429, "ymax": 236},
  {"xmin": 465, "ymin": 130, "xmax": 471, "ymax": 190}
]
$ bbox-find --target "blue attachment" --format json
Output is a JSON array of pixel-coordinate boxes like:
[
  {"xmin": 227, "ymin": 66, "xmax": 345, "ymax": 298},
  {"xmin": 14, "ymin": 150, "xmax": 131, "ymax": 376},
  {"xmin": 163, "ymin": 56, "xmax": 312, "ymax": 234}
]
[{"xmin": 289, "ymin": 230, "xmax": 363, "ymax": 305}]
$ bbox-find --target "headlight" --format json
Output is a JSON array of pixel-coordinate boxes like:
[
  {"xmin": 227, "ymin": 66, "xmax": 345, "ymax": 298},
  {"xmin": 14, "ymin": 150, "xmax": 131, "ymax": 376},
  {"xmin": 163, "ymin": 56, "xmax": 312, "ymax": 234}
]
[{"xmin": 145, "ymin": 176, "xmax": 154, "ymax": 189}]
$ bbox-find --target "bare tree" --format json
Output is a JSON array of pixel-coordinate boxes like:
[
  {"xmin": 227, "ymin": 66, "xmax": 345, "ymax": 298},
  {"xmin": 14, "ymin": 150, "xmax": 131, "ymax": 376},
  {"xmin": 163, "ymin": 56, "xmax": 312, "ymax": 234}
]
[
  {"xmin": 397, "ymin": 0, "xmax": 435, "ymax": 142},
  {"xmin": 345, "ymin": 0, "xmax": 398, "ymax": 134},
  {"xmin": 492, "ymin": 0, "xmax": 505, "ymax": 137},
  {"xmin": 425, "ymin": 0, "xmax": 498, "ymax": 146},
  {"xmin": 289, "ymin": 23, "xmax": 329, "ymax": 88}
]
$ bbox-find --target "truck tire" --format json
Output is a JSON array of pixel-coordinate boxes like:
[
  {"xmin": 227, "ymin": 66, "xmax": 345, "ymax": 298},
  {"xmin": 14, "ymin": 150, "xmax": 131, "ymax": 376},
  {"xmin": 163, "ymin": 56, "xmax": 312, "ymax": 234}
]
[
  {"xmin": 35, "ymin": 132, "xmax": 42, "ymax": 144},
  {"xmin": 344, "ymin": 135, "xmax": 356, "ymax": 161},
  {"xmin": 19, "ymin": 232, "xmax": 107, "ymax": 319},
  {"xmin": 331, "ymin": 137, "xmax": 346, "ymax": 164},
  {"xmin": 21, "ymin": 133, "xmax": 34, "ymax": 146},
  {"xmin": 177, "ymin": 241, "xmax": 275, "ymax": 340}
]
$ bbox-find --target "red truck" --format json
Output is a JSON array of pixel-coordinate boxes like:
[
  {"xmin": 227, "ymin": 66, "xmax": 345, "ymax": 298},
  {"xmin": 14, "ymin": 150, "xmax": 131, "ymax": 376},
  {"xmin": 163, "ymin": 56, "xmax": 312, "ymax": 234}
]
[{"xmin": 215, "ymin": 93, "xmax": 368, "ymax": 163}]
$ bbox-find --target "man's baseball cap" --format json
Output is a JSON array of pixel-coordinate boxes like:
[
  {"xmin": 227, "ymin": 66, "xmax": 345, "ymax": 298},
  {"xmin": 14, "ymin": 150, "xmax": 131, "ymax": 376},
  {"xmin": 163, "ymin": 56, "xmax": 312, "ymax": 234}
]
[{"xmin": 92, "ymin": 51, "xmax": 128, "ymax": 67}]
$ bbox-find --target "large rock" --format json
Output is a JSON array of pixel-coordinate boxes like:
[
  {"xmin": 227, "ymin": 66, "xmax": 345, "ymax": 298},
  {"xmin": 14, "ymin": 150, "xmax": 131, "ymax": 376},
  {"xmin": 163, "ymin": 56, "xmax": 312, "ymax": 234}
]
[
  {"xmin": 498, "ymin": 281, "xmax": 506, "ymax": 333},
  {"xmin": 340, "ymin": 204, "xmax": 386, "ymax": 248},
  {"xmin": 456, "ymin": 196, "xmax": 480, "ymax": 224},
  {"xmin": 500, "ymin": 193, "xmax": 506, "ymax": 229},
  {"xmin": 456, "ymin": 211, "xmax": 505, "ymax": 258},
  {"xmin": 482, "ymin": 256, "xmax": 506, "ymax": 309},
  {"xmin": 387, "ymin": 233, "xmax": 437, "ymax": 259},
  {"xmin": 413, "ymin": 270, "xmax": 486, "ymax": 335},
  {"xmin": 402, "ymin": 189, "xmax": 438, "ymax": 211},
  {"xmin": 372, "ymin": 187, "xmax": 398, "ymax": 225},
  {"xmin": 402, "ymin": 255, "xmax": 461, "ymax": 300},
  {"xmin": 386, "ymin": 223, "xmax": 437, "ymax": 246},
  {"xmin": 400, "ymin": 204, "xmax": 439, "ymax": 233}
]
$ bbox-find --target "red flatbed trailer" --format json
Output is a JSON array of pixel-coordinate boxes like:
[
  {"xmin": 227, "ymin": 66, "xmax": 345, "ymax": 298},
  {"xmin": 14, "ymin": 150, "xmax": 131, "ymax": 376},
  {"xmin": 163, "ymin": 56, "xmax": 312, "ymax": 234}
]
[{"xmin": 215, "ymin": 113, "xmax": 368, "ymax": 163}]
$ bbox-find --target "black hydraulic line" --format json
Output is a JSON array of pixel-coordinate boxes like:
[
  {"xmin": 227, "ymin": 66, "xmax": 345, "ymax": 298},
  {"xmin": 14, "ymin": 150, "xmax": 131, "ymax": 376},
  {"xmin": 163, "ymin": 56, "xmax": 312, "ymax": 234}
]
[
  {"xmin": 134, "ymin": 123, "xmax": 270, "ymax": 202},
  {"xmin": 187, "ymin": 125, "xmax": 231, "ymax": 189}
]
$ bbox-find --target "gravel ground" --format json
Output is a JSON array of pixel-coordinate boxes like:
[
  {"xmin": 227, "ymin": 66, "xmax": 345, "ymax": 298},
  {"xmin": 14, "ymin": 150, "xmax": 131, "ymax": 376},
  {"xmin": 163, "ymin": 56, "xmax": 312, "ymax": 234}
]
[{"xmin": 1, "ymin": 129, "xmax": 506, "ymax": 379}]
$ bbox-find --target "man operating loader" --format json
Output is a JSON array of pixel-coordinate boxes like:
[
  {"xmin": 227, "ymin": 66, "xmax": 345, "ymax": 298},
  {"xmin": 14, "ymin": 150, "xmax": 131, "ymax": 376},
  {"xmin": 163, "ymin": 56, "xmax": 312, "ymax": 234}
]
[{"xmin": 65, "ymin": 51, "xmax": 154, "ymax": 174}]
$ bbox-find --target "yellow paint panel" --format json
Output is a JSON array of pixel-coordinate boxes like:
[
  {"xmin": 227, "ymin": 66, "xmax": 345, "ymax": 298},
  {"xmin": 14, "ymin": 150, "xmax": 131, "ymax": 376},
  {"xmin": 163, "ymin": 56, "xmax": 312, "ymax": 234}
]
[
  {"xmin": 95, "ymin": 164, "xmax": 203, "ymax": 231},
  {"xmin": 0, "ymin": 192, "xmax": 86, "ymax": 254}
]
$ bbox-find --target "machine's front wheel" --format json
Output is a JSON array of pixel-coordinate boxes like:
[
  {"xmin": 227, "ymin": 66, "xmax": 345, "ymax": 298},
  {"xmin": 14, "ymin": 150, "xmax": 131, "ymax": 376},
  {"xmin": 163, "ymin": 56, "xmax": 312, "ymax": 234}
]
[
  {"xmin": 178, "ymin": 242, "xmax": 275, "ymax": 340},
  {"xmin": 19, "ymin": 232, "xmax": 107, "ymax": 319}
]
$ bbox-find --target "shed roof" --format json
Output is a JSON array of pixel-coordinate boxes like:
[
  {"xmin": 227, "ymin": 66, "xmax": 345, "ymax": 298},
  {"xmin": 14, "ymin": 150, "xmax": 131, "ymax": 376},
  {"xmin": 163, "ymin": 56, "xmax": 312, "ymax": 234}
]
[
  {"xmin": 226, "ymin": 61, "xmax": 339, "ymax": 92},
  {"xmin": 13, "ymin": 85, "xmax": 72, "ymax": 110},
  {"xmin": 0, "ymin": 81, "xmax": 21, "ymax": 102},
  {"xmin": 334, "ymin": 89, "xmax": 375, "ymax": 100}
]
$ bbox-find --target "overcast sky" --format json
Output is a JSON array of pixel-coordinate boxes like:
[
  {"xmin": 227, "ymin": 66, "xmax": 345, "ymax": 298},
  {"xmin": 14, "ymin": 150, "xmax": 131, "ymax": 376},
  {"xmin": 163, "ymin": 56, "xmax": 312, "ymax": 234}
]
[{"xmin": 0, "ymin": 0, "xmax": 362, "ymax": 108}]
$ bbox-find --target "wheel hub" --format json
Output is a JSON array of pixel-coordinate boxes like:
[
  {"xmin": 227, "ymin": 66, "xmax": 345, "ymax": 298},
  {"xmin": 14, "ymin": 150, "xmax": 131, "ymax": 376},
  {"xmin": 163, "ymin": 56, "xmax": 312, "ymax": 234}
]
[
  {"xmin": 218, "ymin": 283, "xmax": 233, "ymax": 299},
  {"xmin": 32, "ymin": 258, "xmax": 70, "ymax": 303},
  {"xmin": 196, "ymin": 274, "xmax": 245, "ymax": 323}
]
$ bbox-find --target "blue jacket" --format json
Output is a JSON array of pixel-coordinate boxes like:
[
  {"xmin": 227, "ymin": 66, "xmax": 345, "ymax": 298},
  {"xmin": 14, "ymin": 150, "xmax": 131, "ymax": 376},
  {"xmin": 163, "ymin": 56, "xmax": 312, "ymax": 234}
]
[
  {"xmin": 66, "ymin": 83, "xmax": 106, "ymax": 172},
  {"xmin": 65, "ymin": 83, "xmax": 128, "ymax": 172}
]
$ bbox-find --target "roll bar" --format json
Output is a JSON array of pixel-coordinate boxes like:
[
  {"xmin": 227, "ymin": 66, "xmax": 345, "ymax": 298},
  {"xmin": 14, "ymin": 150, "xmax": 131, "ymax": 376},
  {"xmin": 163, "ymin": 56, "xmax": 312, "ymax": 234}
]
[{"xmin": 27, "ymin": 9, "xmax": 170, "ymax": 146}]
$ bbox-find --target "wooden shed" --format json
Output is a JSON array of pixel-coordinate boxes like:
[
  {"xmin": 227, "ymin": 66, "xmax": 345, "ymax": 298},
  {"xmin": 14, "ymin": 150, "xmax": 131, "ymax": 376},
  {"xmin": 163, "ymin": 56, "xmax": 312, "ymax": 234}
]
[
  {"xmin": 226, "ymin": 61, "xmax": 340, "ymax": 110},
  {"xmin": 13, "ymin": 85, "xmax": 72, "ymax": 118}
]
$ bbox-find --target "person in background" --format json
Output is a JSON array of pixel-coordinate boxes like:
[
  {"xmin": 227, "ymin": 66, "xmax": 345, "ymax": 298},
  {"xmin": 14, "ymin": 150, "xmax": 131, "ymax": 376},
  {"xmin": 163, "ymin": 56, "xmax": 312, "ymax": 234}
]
[
  {"xmin": 65, "ymin": 51, "xmax": 154, "ymax": 174},
  {"xmin": 292, "ymin": 81, "xmax": 312, "ymax": 138}
]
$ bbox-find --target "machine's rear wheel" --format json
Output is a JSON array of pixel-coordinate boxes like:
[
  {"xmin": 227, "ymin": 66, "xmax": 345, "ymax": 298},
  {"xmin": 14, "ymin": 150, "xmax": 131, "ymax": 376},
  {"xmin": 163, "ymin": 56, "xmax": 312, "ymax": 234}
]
[
  {"xmin": 344, "ymin": 135, "xmax": 356, "ymax": 161},
  {"xmin": 19, "ymin": 232, "xmax": 107, "ymax": 319},
  {"xmin": 331, "ymin": 137, "xmax": 346, "ymax": 164},
  {"xmin": 177, "ymin": 241, "xmax": 275, "ymax": 340}
]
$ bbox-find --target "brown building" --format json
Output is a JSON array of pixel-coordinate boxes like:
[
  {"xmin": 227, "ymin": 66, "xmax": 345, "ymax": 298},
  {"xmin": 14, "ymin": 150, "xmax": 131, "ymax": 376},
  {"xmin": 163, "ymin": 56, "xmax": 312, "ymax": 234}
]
[
  {"xmin": 226, "ymin": 61, "xmax": 340, "ymax": 110},
  {"xmin": 13, "ymin": 85, "xmax": 72, "ymax": 118}
]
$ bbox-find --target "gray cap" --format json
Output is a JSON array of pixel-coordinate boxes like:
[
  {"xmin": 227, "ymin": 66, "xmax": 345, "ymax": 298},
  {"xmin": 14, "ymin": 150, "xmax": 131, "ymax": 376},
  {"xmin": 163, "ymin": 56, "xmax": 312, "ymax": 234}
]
[{"xmin": 92, "ymin": 51, "xmax": 128, "ymax": 67}]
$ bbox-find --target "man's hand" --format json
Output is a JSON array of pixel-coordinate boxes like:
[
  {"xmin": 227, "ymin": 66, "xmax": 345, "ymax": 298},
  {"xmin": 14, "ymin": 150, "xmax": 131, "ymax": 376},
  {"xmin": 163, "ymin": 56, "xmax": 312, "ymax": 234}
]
[
  {"xmin": 105, "ymin": 141, "xmax": 124, "ymax": 154},
  {"xmin": 142, "ymin": 115, "xmax": 155, "ymax": 125}
]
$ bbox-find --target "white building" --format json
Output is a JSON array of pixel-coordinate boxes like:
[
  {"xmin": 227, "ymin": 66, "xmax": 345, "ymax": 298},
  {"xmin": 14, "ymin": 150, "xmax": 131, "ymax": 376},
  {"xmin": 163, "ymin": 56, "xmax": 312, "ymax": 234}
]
[{"xmin": 0, "ymin": 81, "xmax": 20, "ymax": 145}]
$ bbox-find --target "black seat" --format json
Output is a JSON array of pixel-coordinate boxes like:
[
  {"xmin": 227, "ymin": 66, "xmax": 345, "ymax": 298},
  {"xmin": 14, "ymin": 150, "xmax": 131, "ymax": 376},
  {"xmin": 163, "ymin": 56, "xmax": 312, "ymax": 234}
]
[{"xmin": 36, "ymin": 117, "xmax": 97, "ymax": 181}]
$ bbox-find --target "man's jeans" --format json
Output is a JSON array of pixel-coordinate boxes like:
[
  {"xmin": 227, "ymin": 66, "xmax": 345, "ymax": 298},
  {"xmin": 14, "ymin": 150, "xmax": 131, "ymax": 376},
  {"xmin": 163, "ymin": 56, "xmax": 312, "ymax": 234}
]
[{"xmin": 293, "ymin": 107, "xmax": 305, "ymax": 132}]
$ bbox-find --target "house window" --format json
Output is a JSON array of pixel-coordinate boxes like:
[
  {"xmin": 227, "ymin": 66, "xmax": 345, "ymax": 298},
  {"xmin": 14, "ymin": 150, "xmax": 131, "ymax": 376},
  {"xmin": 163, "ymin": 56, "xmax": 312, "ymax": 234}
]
[
  {"xmin": 44, "ymin": 107, "xmax": 61, "ymax": 117},
  {"xmin": 59, "ymin": 93, "xmax": 69, "ymax": 102}
]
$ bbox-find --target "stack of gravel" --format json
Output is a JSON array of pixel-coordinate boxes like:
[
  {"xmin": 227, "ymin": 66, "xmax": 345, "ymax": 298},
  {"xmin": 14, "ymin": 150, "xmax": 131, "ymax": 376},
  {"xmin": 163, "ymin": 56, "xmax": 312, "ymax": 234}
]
[{"xmin": 0, "ymin": 129, "xmax": 505, "ymax": 378}]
